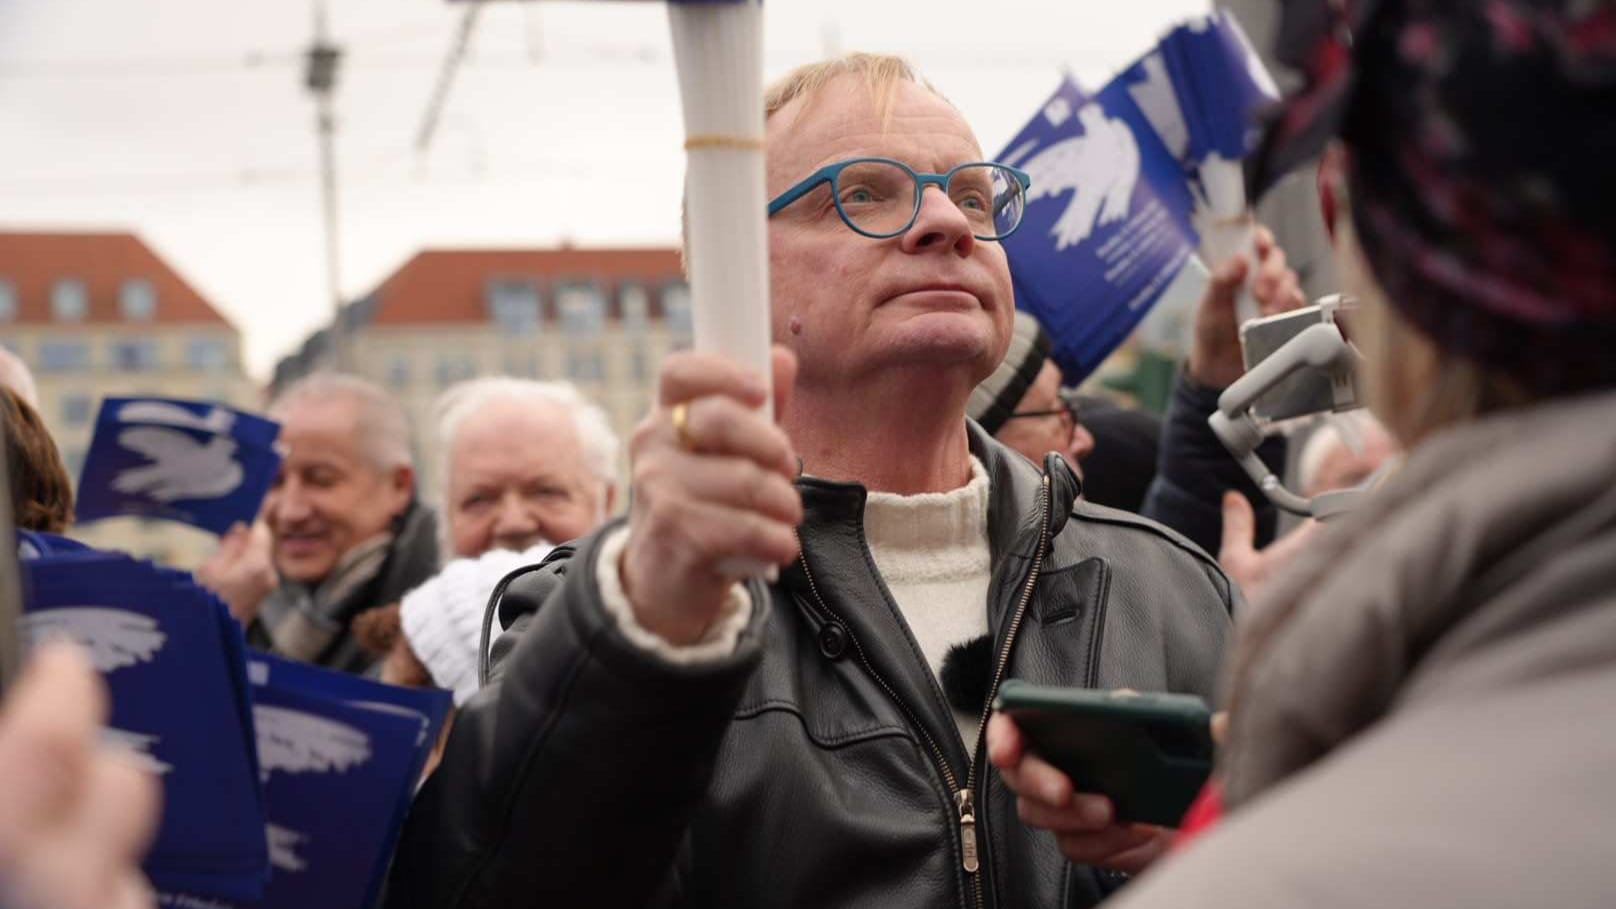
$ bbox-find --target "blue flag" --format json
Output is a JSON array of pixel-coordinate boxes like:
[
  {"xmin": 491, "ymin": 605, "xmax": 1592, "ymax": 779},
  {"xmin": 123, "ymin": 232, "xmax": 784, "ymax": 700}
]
[
  {"xmin": 998, "ymin": 75, "xmax": 1199, "ymax": 383},
  {"xmin": 246, "ymin": 653, "xmax": 451, "ymax": 909},
  {"xmin": 996, "ymin": 13, "xmax": 1280, "ymax": 383},
  {"xmin": 75, "ymin": 397, "xmax": 282, "ymax": 536},
  {"xmin": 18, "ymin": 551, "xmax": 270, "ymax": 903},
  {"xmin": 1159, "ymin": 12, "xmax": 1280, "ymax": 169}
]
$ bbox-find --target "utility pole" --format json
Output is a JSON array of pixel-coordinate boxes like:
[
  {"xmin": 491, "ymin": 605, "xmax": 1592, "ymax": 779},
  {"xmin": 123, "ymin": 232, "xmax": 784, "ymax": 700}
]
[{"xmin": 305, "ymin": 0, "xmax": 347, "ymax": 371}]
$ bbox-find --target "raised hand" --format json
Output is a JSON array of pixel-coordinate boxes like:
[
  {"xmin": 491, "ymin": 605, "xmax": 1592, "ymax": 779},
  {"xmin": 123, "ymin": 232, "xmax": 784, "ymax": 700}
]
[
  {"xmin": 619, "ymin": 347, "xmax": 802, "ymax": 646},
  {"xmin": 1188, "ymin": 225, "xmax": 1308, "ymax": 390},
  {"xmin": 0, "ymin": 643, "xmax": 160, "ymax": 909},
  {"xmin": 197, "ymin": 520, "xmax": 278, "ymax": 627}
]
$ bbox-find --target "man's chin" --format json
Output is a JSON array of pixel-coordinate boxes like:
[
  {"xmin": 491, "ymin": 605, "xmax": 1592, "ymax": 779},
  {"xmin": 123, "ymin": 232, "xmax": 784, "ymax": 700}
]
[
  {"xmin": 876, "ymin": 315, "xmax": 998, "ymax": 369},
  {"xmin": 273, "ymin": 554, "xmax": 335, "ymax": 587}
]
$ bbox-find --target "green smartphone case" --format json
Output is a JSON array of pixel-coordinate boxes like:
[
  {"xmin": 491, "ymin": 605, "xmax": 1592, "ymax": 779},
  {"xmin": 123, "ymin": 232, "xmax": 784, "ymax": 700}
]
[{"xmin": 993, "ymin": 679, "xmax": 1214, "ymax": 828}]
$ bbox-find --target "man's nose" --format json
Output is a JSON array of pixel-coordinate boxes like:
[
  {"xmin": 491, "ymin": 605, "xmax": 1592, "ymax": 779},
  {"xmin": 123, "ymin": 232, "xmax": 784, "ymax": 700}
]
[
  {"xmin": 270, "ymin": 481, "xmax": 313, "ymax": 525},
  {"xmin": 492, "ymin": 492, "xmax": 539, "ymax": 535},
  {"xmin": 900, "ymin": 185, "xmax": 975, "ymax": 256}
]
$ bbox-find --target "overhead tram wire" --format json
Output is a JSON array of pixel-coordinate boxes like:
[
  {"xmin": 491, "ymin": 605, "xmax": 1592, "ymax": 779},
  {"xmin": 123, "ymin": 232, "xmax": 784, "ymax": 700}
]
[{"xmin": 414, "ymin": 0, "xmax": 487, "ymax": 158}]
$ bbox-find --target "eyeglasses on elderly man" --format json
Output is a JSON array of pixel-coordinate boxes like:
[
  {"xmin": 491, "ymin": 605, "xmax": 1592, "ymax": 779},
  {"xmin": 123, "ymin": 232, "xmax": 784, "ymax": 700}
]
[{"xmin": 766, "ymin": 156, "xmax": 1032, "ymax": 241}]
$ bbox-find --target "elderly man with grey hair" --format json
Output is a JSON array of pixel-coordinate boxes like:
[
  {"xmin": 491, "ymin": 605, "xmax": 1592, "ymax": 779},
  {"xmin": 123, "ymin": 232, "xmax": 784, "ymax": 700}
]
[
  {"xmin": 201, "ymin": 372, "xmax": 439, "ymax": 675},
  {"xmin": 380, "ymin": 377, "xmax": 620, "ymax": 703}
]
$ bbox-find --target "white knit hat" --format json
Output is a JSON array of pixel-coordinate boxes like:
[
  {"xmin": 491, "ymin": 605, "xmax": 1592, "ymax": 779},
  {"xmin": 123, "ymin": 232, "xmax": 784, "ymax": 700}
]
[{"xmin": 399, "ymin": 543, "xmax": 552, "ymax": 705}]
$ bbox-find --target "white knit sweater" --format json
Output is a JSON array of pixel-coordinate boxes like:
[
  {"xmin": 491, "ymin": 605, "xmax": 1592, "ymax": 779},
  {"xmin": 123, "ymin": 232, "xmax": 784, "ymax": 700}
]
[{"xmin": 864, "ymin": 456, "xmax": 992, "ymax": 748}]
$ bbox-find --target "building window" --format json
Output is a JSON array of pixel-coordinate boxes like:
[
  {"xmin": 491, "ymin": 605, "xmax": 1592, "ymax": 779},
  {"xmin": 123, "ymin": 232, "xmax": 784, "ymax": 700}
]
[
  {"xmin": 620, "ymin": 283, "xmax": 650, "ymax": 336},
  {"xmin": 629, "ymin": 344, "xmax": 651, "ymax": 383},
  {"xmin": 37, "ymin": 340, "xmax": 90, "ymax": 373},
  {"xmin": 110, "ymin": 339, "xmax": 160, "ymax": 372},
  {"xmin": 0, "ymin": 280, "xmax": 15, "ymax": 322},
  {"xmin": 662, "ymin": 281, "xmax": 693, "ymax": 338},
  {"xmin": 566, "ymin": 349, "xmax": 606, "ymax": 383},
  {"xmin": 51, "ymin": 279, "xmax": 88, "ymax": 322},
  {"xmin": 501, "ymin": 351, "xmax": 542, "ymax": 379},
  {"xmin": 186, "ymin": 337, "xmax": 233, "ymax": 372},
  {"xmin": 63, "ymin": 447, "xmax": 87, "ymax": 479},
  {"xmin": 120, "ymin": 279, "xmax": 157, "ymax": 322},
  {"xmin": 558, "ymin": 283, "xmax": 605, "ymax": 338},
  {"xmin": 486, "ymin": 279, "xmax": 541, "ymax": 336},
  {"xmin": 61, "ymin": 394, "xmax": 92, "ymax": 426},
  {"xmin": 435, "ymin": 354, "xmax": 478, "ymax": 388},
  {"xmin": 386, "ymin": 355, "xmax": 412, "ymax": 390}
]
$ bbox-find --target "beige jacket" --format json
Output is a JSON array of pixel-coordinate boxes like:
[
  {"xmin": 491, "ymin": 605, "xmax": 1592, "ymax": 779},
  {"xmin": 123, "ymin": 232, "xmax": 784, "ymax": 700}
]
[{"xmin": 1111, "ymin": 390, "xmax": 1616, "ymax": 909}]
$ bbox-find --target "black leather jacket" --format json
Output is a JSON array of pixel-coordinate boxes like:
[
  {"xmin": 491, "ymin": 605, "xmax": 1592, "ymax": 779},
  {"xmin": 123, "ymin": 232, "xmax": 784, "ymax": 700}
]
[{"xmin": 387, "ymin": 426, "xmax": 1234, "ymax": 909}]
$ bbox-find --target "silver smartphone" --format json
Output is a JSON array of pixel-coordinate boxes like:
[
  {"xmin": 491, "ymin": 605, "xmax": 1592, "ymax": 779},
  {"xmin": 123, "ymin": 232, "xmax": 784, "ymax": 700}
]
[{"xmin": 1239, "ymin": 294, "xmax": 1361, "ymax": 423}]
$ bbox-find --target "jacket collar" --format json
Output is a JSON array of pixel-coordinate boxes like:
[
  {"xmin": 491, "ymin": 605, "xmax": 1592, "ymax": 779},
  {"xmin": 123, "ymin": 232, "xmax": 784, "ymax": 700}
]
[
  {"xmin": 793, "ymin": 420, "xmax": 1079, "ymax": 562},
  {"xmin": 785, "ymin": 421, "xmax": 1081, "ymax": 780}
]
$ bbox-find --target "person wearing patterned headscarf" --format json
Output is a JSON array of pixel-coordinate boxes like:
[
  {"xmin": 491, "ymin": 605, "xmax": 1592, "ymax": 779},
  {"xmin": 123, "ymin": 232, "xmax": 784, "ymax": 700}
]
[{"xmin": 992, "ymin": 2, "xmax": 1616, "ymax": 905}]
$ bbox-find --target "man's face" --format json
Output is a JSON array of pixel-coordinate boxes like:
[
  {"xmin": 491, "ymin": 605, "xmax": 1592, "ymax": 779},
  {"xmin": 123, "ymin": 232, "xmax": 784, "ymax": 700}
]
[
  {"xmin": 993, "ymin": 359, "xmax": 1095, "ymax": 480},
  {"xmin": 445, "ymin": 398, "xmax": 608, "ymax": 559},
  {"xmin": 263, "ymin": 396, "xmax": 413, "ymax": 585},
  {"xmin": 765, "ymin": 76, "xmax": 1015, "ymax": 390}
]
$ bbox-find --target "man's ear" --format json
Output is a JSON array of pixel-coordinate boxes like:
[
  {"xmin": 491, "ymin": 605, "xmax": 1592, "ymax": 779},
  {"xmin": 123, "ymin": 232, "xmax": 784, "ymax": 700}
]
[
  {"xmin": 602, "ymin": 482, "xmax": 619, "ymax": 517},
  {"xmin": 388, "ymin": 464, "xmax": 416, "ymax": 513}
]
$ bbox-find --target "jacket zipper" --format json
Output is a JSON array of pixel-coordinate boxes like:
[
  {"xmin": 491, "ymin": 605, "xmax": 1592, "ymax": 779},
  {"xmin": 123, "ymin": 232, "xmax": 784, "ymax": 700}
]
[
  {"xmin": 965, "ymin": 473, "xmax": 1052, "ymax": 908},
  {"xmin": 793, "ymin": 471, "xmax": 1054, "ymax": 909}
]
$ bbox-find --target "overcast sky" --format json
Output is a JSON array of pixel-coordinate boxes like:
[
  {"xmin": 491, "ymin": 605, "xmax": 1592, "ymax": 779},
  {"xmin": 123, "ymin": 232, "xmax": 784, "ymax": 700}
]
[{"xmin": 0, "ymin": 0, "xmax": 1209, "ymax": 378}]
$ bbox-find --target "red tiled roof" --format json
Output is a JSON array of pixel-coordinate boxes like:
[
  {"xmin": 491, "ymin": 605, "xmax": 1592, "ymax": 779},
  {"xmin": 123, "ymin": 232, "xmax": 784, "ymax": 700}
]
[
  {"xmin": 366, "ymin": 247, "xmax": 685, "ymax": 325},
  {"xmin": 0, "ymin": 231, "xmax": 234, "ymax": 328}
]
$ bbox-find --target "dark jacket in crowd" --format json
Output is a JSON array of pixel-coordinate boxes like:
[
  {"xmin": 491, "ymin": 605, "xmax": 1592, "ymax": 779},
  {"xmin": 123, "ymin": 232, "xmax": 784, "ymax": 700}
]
[
  {"xmin": 1068, "ymin": 392, "xmax": 1159, "ymax": 514},
  {"xmin": 387, "ymin": 426, "xmax": 1235, "ymax": 909},
  {"xmin": 1140, "ymin": 374, "xmax": 1286, "ymax": 555}
]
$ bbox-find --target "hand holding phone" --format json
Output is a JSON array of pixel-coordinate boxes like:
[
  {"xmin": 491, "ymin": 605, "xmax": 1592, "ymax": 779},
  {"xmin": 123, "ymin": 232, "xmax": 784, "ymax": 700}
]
[{"xmin": 992, "ymin": 680, "xmax": 1213, "ymax": 829}]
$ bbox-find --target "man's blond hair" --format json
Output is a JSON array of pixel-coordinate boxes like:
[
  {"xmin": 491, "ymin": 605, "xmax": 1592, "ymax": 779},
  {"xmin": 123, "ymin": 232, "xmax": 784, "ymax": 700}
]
[
  {"xmin": 764, "ymin": 52, "xmax": 942, "ymax": 126},
  {"xmin": 680, "ymin": 54, "xmax": 944, "ymax": 262}
]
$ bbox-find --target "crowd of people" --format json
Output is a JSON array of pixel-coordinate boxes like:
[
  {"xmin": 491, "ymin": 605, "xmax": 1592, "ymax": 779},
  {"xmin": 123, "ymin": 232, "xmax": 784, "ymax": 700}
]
[{"xmin": 1, "ymin": 0, "xmax": 1613, "ymax": 906}]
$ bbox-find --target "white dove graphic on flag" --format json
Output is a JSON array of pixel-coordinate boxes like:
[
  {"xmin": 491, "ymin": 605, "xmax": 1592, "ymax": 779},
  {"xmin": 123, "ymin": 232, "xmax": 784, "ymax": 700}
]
[
  {"xmin": 267, "ymin": 823, "xmax": 311, "ymax": 873},
  {"xmin": 103, "ymin": 727, "xmax": 174, "ymax": 775},
  {"xmin": 1012, "ymin": 105, "xmax": 1142, "ymax": 251},
  {"xmin": 116, "ymin": 400, "xmax": 236, "ymax": 435},
  {"xmin": 22, "ymin": 608, "xmax": 167, "ymax": 673},
  {"xmin": 254, "ymin": 705, "xmax": 372, "ymax": 781},
  {"xmin": 111, "ymin": 427, "xmax": 244, "ymax": 503},
  {"xmin": 1127, "ymin": 53, "xmax": 1190, "ymax": 160}
]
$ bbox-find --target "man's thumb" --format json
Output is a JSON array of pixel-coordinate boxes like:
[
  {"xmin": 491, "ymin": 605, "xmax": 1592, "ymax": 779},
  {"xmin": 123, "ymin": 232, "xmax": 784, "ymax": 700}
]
[{"xmin": 1219, "ymin": 491, "xmax": 1255, "ymax": 562}]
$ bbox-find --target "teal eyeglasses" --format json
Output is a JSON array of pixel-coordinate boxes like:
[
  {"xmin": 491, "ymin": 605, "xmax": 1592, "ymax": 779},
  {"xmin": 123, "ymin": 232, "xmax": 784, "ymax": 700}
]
[{"xmin": 766, "ymin": 157, "xmax": 1032, "ymax": 241}]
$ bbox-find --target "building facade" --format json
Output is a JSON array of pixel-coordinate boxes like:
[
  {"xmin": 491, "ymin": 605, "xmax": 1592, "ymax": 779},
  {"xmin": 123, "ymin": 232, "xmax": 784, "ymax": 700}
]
[
  {"xmin": 0, "ymin": 231, "xmax": 259, "ymax": 567},
  {"xmin": 271, "ymin": 246, "xmax": 690, "ymax": 505}
]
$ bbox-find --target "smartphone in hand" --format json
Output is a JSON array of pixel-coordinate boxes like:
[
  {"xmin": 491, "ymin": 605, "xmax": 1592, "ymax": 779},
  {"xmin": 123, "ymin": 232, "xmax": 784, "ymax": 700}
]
[{"xmin": 993, "ymin": 680, "xmax": 1213, "ymax": 828}]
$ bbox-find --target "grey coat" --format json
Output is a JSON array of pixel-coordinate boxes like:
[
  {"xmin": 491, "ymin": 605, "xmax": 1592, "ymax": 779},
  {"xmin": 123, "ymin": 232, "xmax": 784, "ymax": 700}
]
[{"xmin": 1110, "ymin": 389, "xmax": 1616, "ymax": 909}]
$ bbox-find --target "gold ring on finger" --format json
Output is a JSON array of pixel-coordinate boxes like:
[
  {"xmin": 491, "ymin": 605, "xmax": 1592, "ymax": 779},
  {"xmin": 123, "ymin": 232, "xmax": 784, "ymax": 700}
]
[{"xmin": 671, "ymin": 402, "xmax": 696, "ymax": 452}]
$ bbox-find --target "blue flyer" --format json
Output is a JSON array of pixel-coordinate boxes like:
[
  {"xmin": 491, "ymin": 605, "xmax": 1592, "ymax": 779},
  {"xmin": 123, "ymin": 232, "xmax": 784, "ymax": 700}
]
[
  {"xmin": 247, "ymin": 652, "xmax": 451, "ymax": 909},
  {"xmin": 19, "ymin": 552, "xmax": 269, "ymax": 902},
  {"xmin": 995, "ymin": 14, "xmax": 1279, "ymax": 382},
  {"xmin": 75, "ymin": 397, "xmax": 282, "ymax": 536},
  {"xmin": 999, "ymin": 75, "xmax": 1199, "ymax": 383}
]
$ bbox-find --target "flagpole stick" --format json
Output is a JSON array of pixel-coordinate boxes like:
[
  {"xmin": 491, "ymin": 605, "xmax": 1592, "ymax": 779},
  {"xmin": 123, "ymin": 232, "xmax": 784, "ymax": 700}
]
[
  {"xmin": 666, "ymin": 0, "xmax": 776, "ymax": 580},
  {"xmin": 1198, "ymin": 156, "xmax": 1260, "ymax": 327}
]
